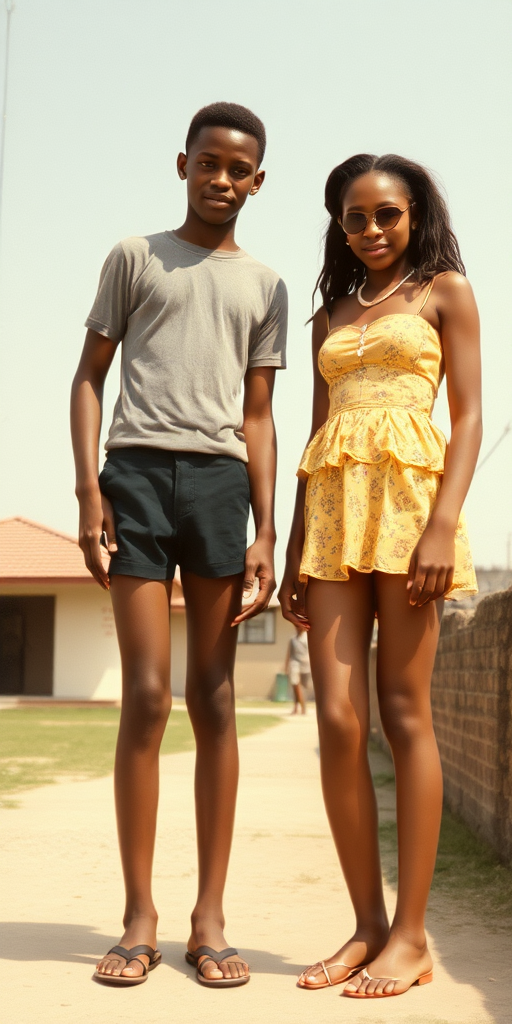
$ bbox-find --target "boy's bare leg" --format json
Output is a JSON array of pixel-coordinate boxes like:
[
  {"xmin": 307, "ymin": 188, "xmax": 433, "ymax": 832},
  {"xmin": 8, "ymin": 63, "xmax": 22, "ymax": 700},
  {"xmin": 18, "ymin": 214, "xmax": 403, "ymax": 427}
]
[
  {"xmin": 95, "ymin": 576, "xmax": 173, "ymax": 979},
  {"xmin": 182, "ymin": 570, "xmax": 249, "ymax": 982}
]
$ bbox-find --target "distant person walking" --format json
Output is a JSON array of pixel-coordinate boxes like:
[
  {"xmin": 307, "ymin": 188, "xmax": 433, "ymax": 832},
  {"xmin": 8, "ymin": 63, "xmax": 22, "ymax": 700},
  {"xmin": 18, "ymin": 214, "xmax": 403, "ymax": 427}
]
[
  {"xmin": 279, "ymin": 154, "xmax": 481, "ymax": 998},
  {"xmin": 285, "ymin": 627, "xmax": 311, "ymax": 714}
]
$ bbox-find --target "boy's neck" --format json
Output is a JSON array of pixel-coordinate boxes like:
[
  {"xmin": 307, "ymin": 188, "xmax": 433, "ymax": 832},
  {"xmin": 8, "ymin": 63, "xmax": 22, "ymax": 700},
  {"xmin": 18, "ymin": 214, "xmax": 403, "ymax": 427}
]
[{"xmin": 174, "ymin": 206, "xmax": 241, "ymax": 252}]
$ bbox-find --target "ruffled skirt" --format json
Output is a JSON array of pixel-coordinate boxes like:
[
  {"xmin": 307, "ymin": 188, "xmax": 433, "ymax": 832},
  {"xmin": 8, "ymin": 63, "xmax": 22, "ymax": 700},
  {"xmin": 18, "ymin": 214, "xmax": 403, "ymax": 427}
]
[{"xmin": 298, "ymin": 407, "xmax": 477, "ymax": 599}]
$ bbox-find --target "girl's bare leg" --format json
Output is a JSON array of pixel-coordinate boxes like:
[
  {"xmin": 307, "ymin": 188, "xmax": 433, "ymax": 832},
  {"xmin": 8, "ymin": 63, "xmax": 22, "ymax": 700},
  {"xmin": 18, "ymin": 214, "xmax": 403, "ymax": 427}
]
[
  {"xmin": 345, "ymin": 572, "xmax": 443, "ymax": 996},
  {"xmin": 96, "ymin": 576, "xmax": 173, "ymax": 979},
  {"xmin": 183, "ymin": 571, "xmax": 248, "ymax": 982},
  {"xmin": 300, "ymin": 573, "xmax": 389, "ymax": 986}
]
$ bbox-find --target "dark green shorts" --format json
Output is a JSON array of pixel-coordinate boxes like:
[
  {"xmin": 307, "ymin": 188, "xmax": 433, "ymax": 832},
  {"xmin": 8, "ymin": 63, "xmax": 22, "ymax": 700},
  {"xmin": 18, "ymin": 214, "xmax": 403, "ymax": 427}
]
[{"xmin": 98, "ymin": 448, "xmax": 250, "ymax": 580}]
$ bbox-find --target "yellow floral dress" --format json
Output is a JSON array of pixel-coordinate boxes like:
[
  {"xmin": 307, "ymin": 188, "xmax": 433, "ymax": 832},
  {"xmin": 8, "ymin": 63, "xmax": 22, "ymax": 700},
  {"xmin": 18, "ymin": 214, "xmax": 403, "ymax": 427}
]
[{"xmin": 298, "ymin": 311, "xmax": 477, "ymax": 599}]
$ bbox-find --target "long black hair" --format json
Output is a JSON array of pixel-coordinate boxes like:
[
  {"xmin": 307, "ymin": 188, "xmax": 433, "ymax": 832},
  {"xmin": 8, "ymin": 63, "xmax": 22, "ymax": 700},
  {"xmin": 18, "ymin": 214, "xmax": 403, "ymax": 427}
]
[{"xmin": 314, "ymin": 153, "xmax": 465, "ymax": 313}]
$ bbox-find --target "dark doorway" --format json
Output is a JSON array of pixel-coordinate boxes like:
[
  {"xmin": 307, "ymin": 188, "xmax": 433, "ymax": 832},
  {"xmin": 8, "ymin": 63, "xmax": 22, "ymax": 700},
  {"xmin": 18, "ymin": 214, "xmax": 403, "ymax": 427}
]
[{"xmin": 0, "ymin": 597, "xmax": 55, "ymax": 695}]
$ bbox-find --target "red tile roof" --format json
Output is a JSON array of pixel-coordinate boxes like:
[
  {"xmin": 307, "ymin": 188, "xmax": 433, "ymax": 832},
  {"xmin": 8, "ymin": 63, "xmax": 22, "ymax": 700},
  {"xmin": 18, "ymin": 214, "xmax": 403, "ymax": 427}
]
[
  {"xmin": 0, "ymin": 517, "xmax": 184, "ymax": 604},
  {"xmin": 0, "ymin": 517, "xmax": 93, "ymax": 582}
]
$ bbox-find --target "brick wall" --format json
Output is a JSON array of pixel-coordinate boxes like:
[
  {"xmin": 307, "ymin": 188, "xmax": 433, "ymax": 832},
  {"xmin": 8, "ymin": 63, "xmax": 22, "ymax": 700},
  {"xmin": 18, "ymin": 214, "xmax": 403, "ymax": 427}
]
[{"xmin": 369, "ymin": 587, "xmax": 512, "ymax": 864}]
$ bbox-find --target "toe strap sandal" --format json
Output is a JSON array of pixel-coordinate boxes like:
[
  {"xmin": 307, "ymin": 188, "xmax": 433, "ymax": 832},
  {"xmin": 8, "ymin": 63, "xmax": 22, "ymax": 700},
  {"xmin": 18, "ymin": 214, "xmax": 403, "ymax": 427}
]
[
  {"xmin": 185, "ymin": 945, "xmax": 250, "ymax": 987},
  {"xmin": 94, "ymin": 944, "xmax": 162, "ymax": 985},
  {"xmin": 343, "ymin": 966, "xmax": 433, "ymax": 998},
  {"xmin": 298, "ymin": 960, "xmax": 368, "ymax": 990}
]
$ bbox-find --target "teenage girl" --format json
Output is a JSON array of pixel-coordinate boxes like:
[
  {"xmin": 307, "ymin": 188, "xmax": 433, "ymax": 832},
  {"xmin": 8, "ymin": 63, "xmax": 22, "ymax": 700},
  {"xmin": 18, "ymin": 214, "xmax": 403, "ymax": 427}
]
[{"xmin": 278, "ymin": 154, "xmax": 481, "ymax": 998}]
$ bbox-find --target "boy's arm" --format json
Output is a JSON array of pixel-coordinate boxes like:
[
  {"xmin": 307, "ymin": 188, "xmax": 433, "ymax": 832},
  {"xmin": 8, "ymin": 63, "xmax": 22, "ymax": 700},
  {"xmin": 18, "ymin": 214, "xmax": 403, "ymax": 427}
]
[
  {"xmin": 70, "ymin": 329, "xmax": 119, "ymax": 589},
  {"xmin": 232, "ymin": 366, "xmax": 277, "ymax": 625}
]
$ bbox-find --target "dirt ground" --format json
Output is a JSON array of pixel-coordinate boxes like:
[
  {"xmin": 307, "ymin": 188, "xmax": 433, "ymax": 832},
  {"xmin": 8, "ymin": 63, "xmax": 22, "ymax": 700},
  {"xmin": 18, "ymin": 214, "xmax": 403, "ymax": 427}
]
[{"xmin": 1, "ymin": 709, "xmax": 510, "ymax": 1024}]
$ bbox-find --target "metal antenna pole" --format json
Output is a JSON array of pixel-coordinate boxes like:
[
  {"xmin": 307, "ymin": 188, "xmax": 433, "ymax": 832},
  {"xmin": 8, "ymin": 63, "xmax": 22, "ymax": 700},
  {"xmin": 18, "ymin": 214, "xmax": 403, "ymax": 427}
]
[{"xmin": 0, "ymin": 1, "xmax": 15, "ymax": 244}]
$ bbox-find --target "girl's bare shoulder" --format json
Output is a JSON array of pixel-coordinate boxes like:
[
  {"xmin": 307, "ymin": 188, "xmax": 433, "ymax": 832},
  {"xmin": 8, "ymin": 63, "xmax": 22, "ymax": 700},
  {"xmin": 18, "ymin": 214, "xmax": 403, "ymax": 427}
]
[{"xmin": 434, "ymin": 271, "xmax": 475, "ymax": 305}]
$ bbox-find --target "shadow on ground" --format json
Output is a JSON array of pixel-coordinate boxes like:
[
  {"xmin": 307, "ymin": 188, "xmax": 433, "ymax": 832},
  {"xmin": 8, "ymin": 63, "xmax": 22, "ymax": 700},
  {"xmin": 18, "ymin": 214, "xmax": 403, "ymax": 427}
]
[{"xmin": 0, "ymin": 922, "xmax": 304, "ymax": 977}]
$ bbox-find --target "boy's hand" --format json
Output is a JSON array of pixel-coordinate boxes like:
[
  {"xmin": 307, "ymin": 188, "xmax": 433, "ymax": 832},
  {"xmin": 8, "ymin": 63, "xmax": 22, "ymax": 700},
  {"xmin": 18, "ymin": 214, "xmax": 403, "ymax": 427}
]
[
  {"xmin": 231, "ymin": 537, "xmax": 276, "ymax": 625},
  {"xmin": 78, "ymin": 488, "xmax": 117, "ymax": 590}
]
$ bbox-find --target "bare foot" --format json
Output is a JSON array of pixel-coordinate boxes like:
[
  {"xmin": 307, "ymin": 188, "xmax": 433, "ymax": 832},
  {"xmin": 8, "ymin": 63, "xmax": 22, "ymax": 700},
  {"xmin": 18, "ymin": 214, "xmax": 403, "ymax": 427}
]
[
  {"xmin": 298, "ymin": 925, "xmax": 389, "ymax": 989},
  {"xmin": 95, "ymin": 912, "xmax": 158, "ymax": 980},
  {"xmin": 188, "ymin": 917, "xmax": 249, "ymax": 982},
  {"xmin": 343, "ymin": 931, "xmax": 433, "ymax": 997}
]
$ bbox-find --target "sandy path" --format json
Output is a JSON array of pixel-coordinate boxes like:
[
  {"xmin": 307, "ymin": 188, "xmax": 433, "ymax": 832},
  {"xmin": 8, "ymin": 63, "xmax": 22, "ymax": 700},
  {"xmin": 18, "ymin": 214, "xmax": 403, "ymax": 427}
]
[{"xmin": 0, "ymin": 710, "xmax": 509, "ymax": 1024}]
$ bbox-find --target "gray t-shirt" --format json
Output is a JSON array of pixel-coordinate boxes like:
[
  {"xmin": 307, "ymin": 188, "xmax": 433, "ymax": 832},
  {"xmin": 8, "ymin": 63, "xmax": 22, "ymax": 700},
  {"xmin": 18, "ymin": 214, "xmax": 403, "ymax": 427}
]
[{"xmin": 85, "ymin": 231, "xmax": 288, "ymax": 461}]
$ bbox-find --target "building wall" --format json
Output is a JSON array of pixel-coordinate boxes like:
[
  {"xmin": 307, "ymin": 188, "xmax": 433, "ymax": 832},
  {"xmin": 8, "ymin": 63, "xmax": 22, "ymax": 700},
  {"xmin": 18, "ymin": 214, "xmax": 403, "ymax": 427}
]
[
  {"xmin": 370, "ymin": 586, "xmax": 512, "ymax": 864},
  {"xmin": 54, "ymin": 586, "xmax": 122, "ymax": 699},
  {"xmin": 170, "ymin": 609, "xmax": 295, "ymax": 699},
  {"xmin": 235, "ymin": 613, "xmax": 295, "ymax": 699},
  {"xmin": 1, "ymin": 585, "xmax": 296, "ymax": 701}
]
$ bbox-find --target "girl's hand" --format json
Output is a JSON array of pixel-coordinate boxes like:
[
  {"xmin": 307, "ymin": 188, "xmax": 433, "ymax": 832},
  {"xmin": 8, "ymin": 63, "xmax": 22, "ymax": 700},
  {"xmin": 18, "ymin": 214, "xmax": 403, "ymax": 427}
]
[
  {"xmin": 407, "ymin": 520, "xmax": 455, "ymax": 607},
  {"xmin": 278, "ymin": 551, "xmax": 310, "ymax": 628},
  {"xmin": 78, "ymin": 488, "xmax": 117, "ymax": 590}
]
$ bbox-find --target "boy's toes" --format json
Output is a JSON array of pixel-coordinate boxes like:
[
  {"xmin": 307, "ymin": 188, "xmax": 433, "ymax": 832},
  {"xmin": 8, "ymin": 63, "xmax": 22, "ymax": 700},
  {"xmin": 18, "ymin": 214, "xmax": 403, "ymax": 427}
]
[
  {"xmin": 224, "ymin": 957, "xmax": 247, "ymax": 979},
  {"xmin": 198, "ymin": 958, "xmax": 223, "ymax": 980}
]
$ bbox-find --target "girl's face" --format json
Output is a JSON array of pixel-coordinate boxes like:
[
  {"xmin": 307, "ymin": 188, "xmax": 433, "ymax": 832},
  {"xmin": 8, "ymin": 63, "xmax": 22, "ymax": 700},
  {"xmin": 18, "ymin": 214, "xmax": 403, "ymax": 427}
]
[{"xmin": 341, "ymin": 172, "xmax": 415, "ymax": 273}]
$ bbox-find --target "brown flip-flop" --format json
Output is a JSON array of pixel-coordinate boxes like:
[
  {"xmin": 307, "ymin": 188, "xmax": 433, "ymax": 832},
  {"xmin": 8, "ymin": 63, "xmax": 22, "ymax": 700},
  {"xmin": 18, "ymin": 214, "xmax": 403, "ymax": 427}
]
[
  {"xmin": 185, "ymin": 945, "xmax": 250, "ymax": 987},
  {"xmin": 93, "ymin": 944, "xmax": 162, "ymax": 985}
]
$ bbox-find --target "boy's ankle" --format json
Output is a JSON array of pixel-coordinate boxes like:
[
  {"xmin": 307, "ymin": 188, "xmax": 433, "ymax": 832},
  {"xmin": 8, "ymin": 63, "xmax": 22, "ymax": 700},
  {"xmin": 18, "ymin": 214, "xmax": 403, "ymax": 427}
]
[
  {"xmin": 191, "ymin": 909, "xmax": 225, "ymax": 931},
  {"xmin": 123, "ymin": 908, "xmax": 159, "ymax": 929}
]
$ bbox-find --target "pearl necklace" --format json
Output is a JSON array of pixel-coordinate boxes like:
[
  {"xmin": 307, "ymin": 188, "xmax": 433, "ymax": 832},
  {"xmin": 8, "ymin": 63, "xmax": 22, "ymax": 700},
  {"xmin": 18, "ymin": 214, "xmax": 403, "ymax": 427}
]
[{"xmin": 357, "ymin": 269, "xmax": 414, "ymax": 308}]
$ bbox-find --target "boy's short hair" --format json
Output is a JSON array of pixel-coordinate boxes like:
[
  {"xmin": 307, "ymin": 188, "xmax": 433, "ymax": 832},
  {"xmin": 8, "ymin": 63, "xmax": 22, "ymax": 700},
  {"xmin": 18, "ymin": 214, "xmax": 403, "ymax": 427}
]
[{"xmin": 186, "ymin": 102, "xmax": 266, "ymax": 165}]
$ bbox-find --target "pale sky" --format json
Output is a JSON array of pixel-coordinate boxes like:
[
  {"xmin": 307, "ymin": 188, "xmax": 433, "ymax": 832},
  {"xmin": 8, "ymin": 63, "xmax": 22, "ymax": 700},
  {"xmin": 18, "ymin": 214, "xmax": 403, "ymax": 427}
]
[{"xmin": 0, "ymin": 0, "xmax": 511, "ymax": 578}]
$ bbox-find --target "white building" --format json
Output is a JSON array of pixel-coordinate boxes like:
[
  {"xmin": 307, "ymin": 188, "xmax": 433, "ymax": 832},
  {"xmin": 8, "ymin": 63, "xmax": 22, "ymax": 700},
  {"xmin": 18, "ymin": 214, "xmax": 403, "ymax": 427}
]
[{"xmin": 0, "ymin": 518, "xmax": 294, "ymax": 700}]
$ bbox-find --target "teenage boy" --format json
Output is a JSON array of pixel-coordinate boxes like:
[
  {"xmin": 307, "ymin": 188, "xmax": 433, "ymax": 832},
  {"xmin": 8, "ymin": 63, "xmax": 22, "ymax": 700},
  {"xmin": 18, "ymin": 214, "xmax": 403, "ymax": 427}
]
[{"xmin": 71, "ymin": 102, "xmax": 287, "ymax": 988}]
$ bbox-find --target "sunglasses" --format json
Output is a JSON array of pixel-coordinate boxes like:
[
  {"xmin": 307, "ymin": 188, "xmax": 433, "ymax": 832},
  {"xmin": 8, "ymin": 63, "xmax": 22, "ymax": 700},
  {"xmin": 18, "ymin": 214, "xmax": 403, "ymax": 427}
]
[{"xmin": 339, "ymin": 204, "xmax": 414, "ymax": 235}]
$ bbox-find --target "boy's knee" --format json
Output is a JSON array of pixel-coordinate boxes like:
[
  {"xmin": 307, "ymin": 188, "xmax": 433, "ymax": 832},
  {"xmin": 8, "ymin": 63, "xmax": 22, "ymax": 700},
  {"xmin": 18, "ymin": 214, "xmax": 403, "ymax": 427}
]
[
  {"xmin": 186, "ymin": 678, "xmax": 234, "ymax": 736},
  {"xmin": 122, "ymin": 673, "xmax": 171, "ymax": 737}
]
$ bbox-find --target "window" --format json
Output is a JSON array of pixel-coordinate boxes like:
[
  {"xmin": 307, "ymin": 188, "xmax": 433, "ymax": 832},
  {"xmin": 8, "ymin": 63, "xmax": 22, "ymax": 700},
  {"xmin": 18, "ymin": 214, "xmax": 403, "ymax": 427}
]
[{"xmin": 237, "ymin": 609, "xmax": 275, "ymax": 644}]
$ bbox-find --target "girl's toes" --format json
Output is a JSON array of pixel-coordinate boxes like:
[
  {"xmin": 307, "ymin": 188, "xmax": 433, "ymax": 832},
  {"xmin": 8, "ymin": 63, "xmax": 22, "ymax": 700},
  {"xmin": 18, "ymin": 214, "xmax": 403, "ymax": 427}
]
[
  {"xmin": 383, "ymin": 979, "xmax": 396, "ymax": 994},
  {"xmin": 366, "ymin": 977, "xmax": 379, "ymax": 995},
  {"xmin": 344, "ymin": 976, "xmax": 360, "ymax": 993}
]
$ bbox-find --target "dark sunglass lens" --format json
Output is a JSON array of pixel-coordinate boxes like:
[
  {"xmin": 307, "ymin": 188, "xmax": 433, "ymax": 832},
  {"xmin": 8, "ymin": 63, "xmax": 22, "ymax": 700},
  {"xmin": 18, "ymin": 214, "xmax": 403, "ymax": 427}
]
[
  {"xmin": 342, "ymin": 212, "xmax": 366, "ymax": 234},
  {"xmin": 375, "ymin": 207, "xmax": 402, "ymax": 230}
]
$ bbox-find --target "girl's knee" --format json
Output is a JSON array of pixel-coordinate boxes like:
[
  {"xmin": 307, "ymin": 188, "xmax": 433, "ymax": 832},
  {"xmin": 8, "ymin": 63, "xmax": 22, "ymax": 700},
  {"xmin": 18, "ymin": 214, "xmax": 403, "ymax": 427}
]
[
  {"xmin": 379, "ymin": 693, "xmax": 432, "ymax": 749},
  {"xmin": 316, "ymin": 699, "xmax": 368, "ymax": 752}
]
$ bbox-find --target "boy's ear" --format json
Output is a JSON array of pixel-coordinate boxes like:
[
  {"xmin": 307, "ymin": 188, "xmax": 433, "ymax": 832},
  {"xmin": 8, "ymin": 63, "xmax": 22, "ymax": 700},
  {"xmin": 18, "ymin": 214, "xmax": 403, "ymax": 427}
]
[
  {"xmin": 177, "ymin": 152, "xmax": 187, "ymax": 180},
  {"xmin": 249, "ymin": 169, "xmax": 265, "ymax": 196}
]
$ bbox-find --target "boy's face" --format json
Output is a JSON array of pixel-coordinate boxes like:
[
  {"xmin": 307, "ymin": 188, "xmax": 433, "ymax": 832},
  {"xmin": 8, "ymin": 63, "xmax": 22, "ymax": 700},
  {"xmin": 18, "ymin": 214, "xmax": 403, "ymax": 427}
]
[{"xmin": 177, "ymin": 126, "xmax": 265, "ymax": 225}]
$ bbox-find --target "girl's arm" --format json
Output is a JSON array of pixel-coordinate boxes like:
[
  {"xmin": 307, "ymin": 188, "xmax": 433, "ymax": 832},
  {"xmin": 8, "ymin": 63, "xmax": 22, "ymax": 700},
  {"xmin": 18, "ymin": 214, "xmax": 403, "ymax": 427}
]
[
  {"xmin": 232, "ymin": 366, "xmax": 278, "ymax": 625},
  {"xmin": 278, "ymin": 309, "xmax": 330, "ymax": 627},
  {"xmin": 70, "ymin": 329, "xmax": 119, "ymax": 589},
  {"xmin": 408, "ymin": 273, "xmax": 482, "ymax": 606}
]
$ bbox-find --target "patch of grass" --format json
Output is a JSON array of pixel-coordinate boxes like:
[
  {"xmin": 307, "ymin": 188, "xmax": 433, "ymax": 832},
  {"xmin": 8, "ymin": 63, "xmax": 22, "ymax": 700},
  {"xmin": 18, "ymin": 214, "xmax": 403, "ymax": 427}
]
[
  {"xmin": 0, "ymin": 707, "xmax": 281, "ymax": 802},
  {"xmin": 377, "ymin": 804, "xmax": 512, "ymax": 920},
  {"xmin": 373, "ymin": 771, "xmax": 395, "ymax": 788},
  {"xmin": 433, "ymin": 813, "xmax": 512, "ymax": 916}
]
